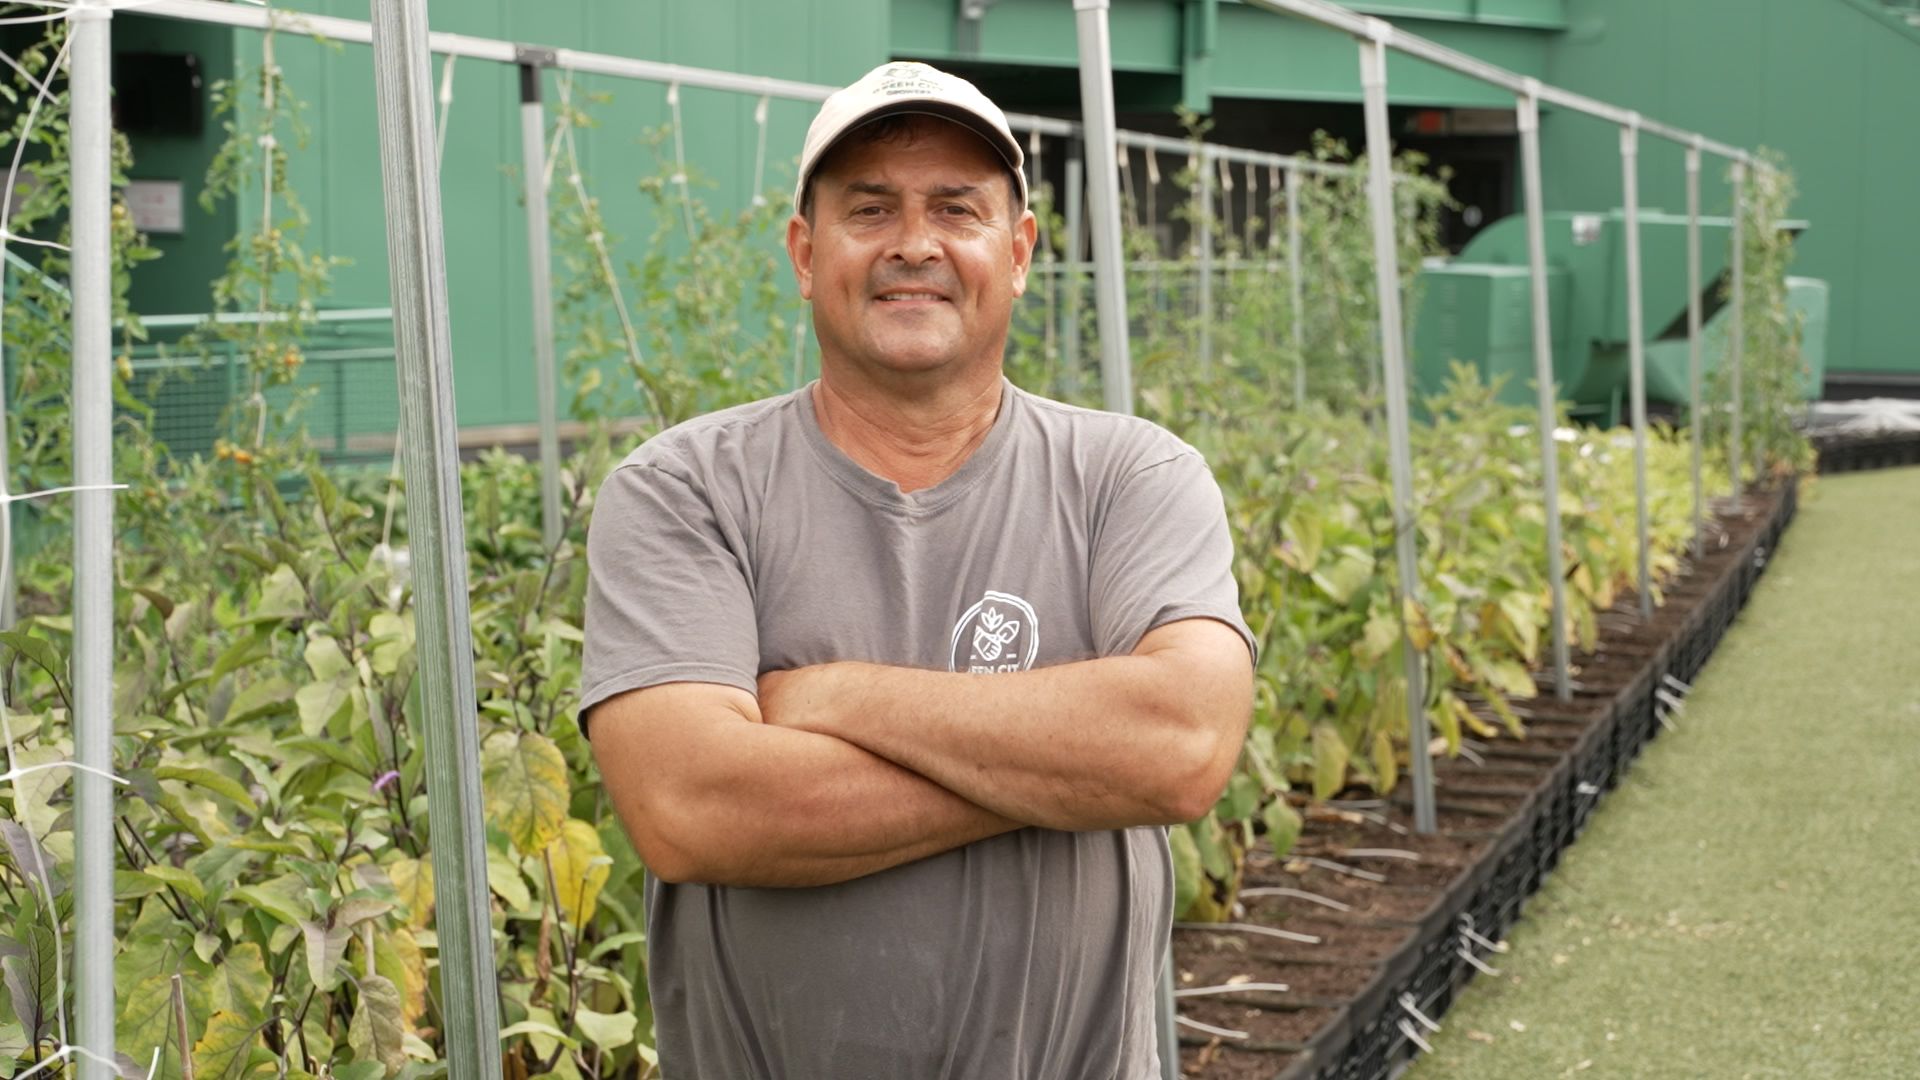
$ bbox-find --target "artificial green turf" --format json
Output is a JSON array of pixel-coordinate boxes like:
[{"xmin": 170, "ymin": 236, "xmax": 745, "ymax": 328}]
[{"xmin": 1405, "ymin": 467, "xmax": 1920, "ymax": 1080}]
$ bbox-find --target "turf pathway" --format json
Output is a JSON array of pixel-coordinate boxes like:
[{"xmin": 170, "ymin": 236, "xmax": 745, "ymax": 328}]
[{"xmin": 1405, "ymin": 466, "xmax": 1920, "ymax": 1080}]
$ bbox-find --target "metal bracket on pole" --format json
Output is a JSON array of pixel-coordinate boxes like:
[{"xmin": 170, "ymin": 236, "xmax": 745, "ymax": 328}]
[
  {"xmin": 70, "ymin": 3, "xmax": 117, "ymax": 1074},
  {"xmin": 1358, "ymin": 35, "xmax": 1435, "ymax": 834},
  {"xmin": 370, "ymin": 2, "xmax": 504, "ymax": 1077},
  {"xmin": 1619, "ymin": 115, "xmax": 1652, "ymax": 620},
  {"xmin": 518, "ymin": 62, "xmax": 563, "ymax": 548},
  {"xmin": 1516, "ymin": 84, "xmax": 1570, "ymax": 701},
  {"xmin": 1685, "ymin": 138, "xmax": 1704, "ymax": 560},
  {"xmin": 1729, "ymin": 158, "xmax": 1747, "ymax": 498}
]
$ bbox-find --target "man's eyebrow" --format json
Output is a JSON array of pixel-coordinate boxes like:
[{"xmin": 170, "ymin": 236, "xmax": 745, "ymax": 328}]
[
  {"xmin": 844, "ymin": 180, "xmax": 896, "ymax": 197},
  {"xmin": 927, "ymin": 184, "xmax": 983, "ymax": 200}
]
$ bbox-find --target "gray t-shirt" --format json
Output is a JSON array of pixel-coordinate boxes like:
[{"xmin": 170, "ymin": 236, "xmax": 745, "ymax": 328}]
[{"xmin": 582, "ymin": 378, "xmax": 1253, "ymax": 1079}]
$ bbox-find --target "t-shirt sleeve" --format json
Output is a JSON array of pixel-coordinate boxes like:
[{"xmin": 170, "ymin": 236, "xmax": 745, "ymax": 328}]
[
  {"xmin": 1089, "ymin": 449, "xmax": 1256, "ymax": 661},
  {"xmin": 579, "ymin": 461, "xmax": 760, "ymax": 732}
]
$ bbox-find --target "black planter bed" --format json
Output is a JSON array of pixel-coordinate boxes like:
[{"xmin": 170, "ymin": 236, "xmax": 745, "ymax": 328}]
[
  {"xmin": 1175, "ymin": 476, "xmax": 1800, "ymax": 1080},
  {"xmin": 1812, "ymin": 430, "xmax": 1920, "ymax": 474}
]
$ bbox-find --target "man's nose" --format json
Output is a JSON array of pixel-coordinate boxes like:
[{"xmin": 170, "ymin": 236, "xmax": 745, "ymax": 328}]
[{"xmin": 887, "ymin": 208, "xmax": 942, "ymax": 265}]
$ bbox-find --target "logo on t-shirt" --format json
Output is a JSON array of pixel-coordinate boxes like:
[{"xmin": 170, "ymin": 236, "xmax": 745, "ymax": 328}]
[{"xmin": 949, "ymin": 591, "xmax": 1039, "ymax": 674}]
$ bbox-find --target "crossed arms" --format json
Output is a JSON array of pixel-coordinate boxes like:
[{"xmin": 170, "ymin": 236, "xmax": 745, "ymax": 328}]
[{"xmin": 587, "ymin": 617, "xmax": 1253, "ymax": 888}]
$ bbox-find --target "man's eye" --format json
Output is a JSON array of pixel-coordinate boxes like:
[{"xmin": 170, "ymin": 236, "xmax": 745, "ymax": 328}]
[{"xmin": 941, "ymin": 205, "xmax": 976, "ymax": 218}]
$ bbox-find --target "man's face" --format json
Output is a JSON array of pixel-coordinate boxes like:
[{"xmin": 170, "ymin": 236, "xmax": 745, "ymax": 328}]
[{"xmin": 787, "ymin": 117, "xmax": 1036, "ymax": 382}]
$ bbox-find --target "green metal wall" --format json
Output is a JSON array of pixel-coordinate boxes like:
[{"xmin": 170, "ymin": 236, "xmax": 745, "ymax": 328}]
[
  {"xmin": 126, "ymin": 0, "xmax": 889, "ymax": 430},
  {"xmin": 1538, "ymin": 0, "xmax": 1920, "ymax": 377}
]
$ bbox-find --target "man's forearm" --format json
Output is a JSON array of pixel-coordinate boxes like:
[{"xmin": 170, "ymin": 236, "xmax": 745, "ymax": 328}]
[
  {"xmin": 760, "ymin": 622, "xmax": 1251, "ymax": 831},
  {"xmin": 592, "ymin": 690, "xmax": 1021, "ymax": 888}
]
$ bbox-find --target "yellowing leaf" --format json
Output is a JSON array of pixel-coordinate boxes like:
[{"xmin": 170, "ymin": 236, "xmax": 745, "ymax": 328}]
[
  {"xmin": 480, "ymin": 731, "xmax": 570, "ymax": 856},
  {"xmin": 1402, "ymin": 596, "xmax": 1435, "ymax": 652},
  {"xmin": 1483, "ymin": 658, "xmax": 1538, "ymax": 701},
  {"xmin": 116, "ymin": 975, "xmax": 175, "ymax": 1072},
  {"xmin": 1372, "ymin": 730, "xmax": 1399, "ymax": 796},
  {"xmin": 295, "ymin": 675, "xmax": 354, "ymax": 738},
  {"xmin": 368, "ymin": 612, "xmax": 414, "ymax": 677},
  {"xmin": 1261, "ymin": 799, "xmax": 1302, "ymax": 858},
  {"xmin": 573, "ymin": 1007, "xmax": 637, "ymax": 1051},
  {"xmin": 347, "ymin": 974, "xmax": 406, "ymax": 1078},
  {"xmin": 376, "ymin": 928, "xmax": 428, "ymax": 1028},
  {"xmin": 213, "ymin": 942, "xmax": 271, "ymax": 1024},
  {"xmin": 1310, "ymin": 726, "xmax": 1349, "ymax": 801},
  {"xmin": 544, "ymin": 819, "xmax": 612, "ymax": 926},
  {"xmin": 1310, "ymin": 547, "xmax": 1374, "ymax": 606},
  {"xmin": 387, "ymin": 857, "xmax": 434, "ymax": 929},
  {"xmin": 192, "ymin": 1009, "xmax": 255, "ymax": 1080},
  {"xmin": 305, "ymin": 635, "xmax": 351, "ymax": 681}
]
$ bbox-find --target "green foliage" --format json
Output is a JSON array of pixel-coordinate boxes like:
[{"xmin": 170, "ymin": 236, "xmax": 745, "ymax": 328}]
[{"xmin": 1709, "ymin": 152, "xmax": 1815, "ymax": 480}]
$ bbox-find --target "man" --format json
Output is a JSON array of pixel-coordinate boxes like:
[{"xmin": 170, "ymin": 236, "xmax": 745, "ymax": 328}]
[{"xmin": 581, "ymin": 61, "xmax": 1254, "ymax": 1079}]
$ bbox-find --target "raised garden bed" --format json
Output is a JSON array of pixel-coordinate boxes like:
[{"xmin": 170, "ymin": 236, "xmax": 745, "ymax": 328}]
[
  {"xmin": 1175, "ymin": 476, "xmax": 1801, "ymax": 1080},
  {"xmin": 1813, "ymin": 429, "xmax": 1920, "ymax": 474}
]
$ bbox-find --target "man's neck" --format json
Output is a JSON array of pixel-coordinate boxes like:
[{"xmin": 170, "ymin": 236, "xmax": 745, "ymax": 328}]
[{"xmin": 811, "ymin": 370, "xmax": 1004, "ymax": 494}]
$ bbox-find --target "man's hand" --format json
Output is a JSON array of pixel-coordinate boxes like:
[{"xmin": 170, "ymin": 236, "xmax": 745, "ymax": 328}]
[{"xmin": 756, "ymin": 618, "xmax": 1253, "ymax": 831}]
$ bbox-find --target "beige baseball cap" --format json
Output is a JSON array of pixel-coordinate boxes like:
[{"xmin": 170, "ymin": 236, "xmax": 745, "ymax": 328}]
[{"xmin": 793, "ymin": 61, "xmax": 1028, "ymax": 214}]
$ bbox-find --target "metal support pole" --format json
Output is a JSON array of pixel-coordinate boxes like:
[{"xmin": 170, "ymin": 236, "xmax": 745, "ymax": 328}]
[
  {"xmin": 1620, "ymin": 119, "xmax": 1652, "ymax": 620},
  {"xmin": 70, "ymin": 3, "xmax": 116, "ymax": 1075},
  {"xmin": 1517, "ymin": 88, "xmax": 1570, "ymax": 702},
  {"xmin": 1073, "ymin": 0, "xmax": 1135, "ymax": 415},
  {"xmin": 518, "ymin": 62, "xmax": 562, "ymax": 548},
  {"xmin": 1286, "ymin": 166, "xmax": 1305, "ymax": 408},
  {"xmin": 1359, "ymin": 30, "xmax": 1435, "ymax": 834},
  {"xmin": 1686, "ymin": 142, "xmax": 1704, "ymax": 557},
  {"xmin": 1729, "ymin": 159, "xmax": 1747, "ymax": 497},
  {"xmin": 1063, "ymin": 145, "xmax": 1084, "ymax": 392},
  {"xmin": 369, "ymin": 3, "xmax": 503, "ymax": 1077},
  {"xmin": 1196, "ymin": 148, "xmax": 1215, "ymax": 367}
]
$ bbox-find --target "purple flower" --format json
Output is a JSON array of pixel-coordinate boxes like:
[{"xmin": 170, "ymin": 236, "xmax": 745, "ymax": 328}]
[{"xmin": 373, "ymin": 770, "xmax": 401, "ymax": 793}]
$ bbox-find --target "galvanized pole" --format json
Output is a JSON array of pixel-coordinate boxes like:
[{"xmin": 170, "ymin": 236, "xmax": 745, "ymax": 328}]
[
  {"xmin": 1063, "ymin": 145, "xmax": 1084, "ymax": 392},
  {"xmin": 1685, "ymin": 141, "xmax": 1704, "ymax": 558},
  {"xmin": 1073, "ymin": 0, "xmax": 1135, "ymax": 415},
  {"xmin": 518, "ymin": 60, "xmax": 562, "ymax": 548},
  {"xmin": 1729, "ymin": 158, "xmax": 1747, "ymax": 497},
  {"xmin": 1620, "ymin": 118, "xmax": 1652, "ymax": 620},
  {"xmin": 1359, "ymin": 28, "xmax": 1435, "ymax": 833},
  {"xmin": 1071, "ymin": 0, "xmax": 1155, "ymax": 1065},
  {"xmin": 1286, "ymin": 166, "xmax": 1305, "ymax": 408},
  {"xmin": 369, "ymin": 2, "xmax": 503, "ymax": 1077},
  {"xmin": 1517, "ymin": 86, "xmax": 1570, "ymax": 701},
  {"xmin": 70, "ymin": 2, "xmax": 117, "ymax": 1074},
  {"xmin": 1196, "ymin": 147, "xmax": 1215, "ymax": 367}
]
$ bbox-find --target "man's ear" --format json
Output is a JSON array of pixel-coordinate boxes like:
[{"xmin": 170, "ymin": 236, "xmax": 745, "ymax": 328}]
[
  {"xmin": 786, "ymin": 213, "xmax": 815, "ymax": 300},
  {"xmin": 1008, "ymin": 208, "xmax": 1038, "ymax": 300}
]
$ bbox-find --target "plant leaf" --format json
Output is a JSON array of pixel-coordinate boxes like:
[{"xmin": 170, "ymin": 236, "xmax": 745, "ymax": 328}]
[
  {"xmin": 480, "ymin": 731, "xmax": 570, "ymax": 856},
  {"xmin": 386, "ymin": 857, "xmax": 434, "ymax": 929},
  {"xmin": 1310, "ymin": 725, "xmax": 1349, "ymax": 802},
  {"xmin": 573, "ymin": 1007, "xmax": 637, "ymax": 1051},
  {"xmin": 1261, "ymin": 799, "xmax": 1303, "ymax": 858},
  {"xmin": 347, "ymin": 974, "xmax": 406, "ymax": 1078},
  {"xmin": 191, "ymin": 1009, "xmax": 255, "ymax": 1080},
  {"xmin": 544, "ymin": 819, "xmax": 611, "ymax": 926},
  {"xmin": 155, "ymin": 765, "xmax": 259, "ymax": 815}
]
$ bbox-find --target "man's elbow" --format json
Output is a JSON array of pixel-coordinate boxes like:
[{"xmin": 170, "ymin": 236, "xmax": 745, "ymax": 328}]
[{"xmin": 1154, "ymin": 719, "xmax": 1243, "ymax": 824}]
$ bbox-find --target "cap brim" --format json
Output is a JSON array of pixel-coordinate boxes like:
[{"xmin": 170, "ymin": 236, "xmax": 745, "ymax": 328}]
[{"xmin": 795, "ymin": 100, "xmax": 1028, "ymax": 213}]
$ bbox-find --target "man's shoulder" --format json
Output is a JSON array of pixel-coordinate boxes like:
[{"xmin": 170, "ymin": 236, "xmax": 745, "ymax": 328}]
[
  {"xmin": 1010, "ymin": 384, "xmax": 1203, "ymax": 474},
  {"xmin": 605, "ymin": 389, "xmax": 806, "ymax": 488}
]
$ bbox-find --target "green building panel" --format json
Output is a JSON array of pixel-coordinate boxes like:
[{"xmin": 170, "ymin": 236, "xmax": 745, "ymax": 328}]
[{"xmin": 1538, "ymin": 0, "xmax": 1920, "ymax": 379}]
